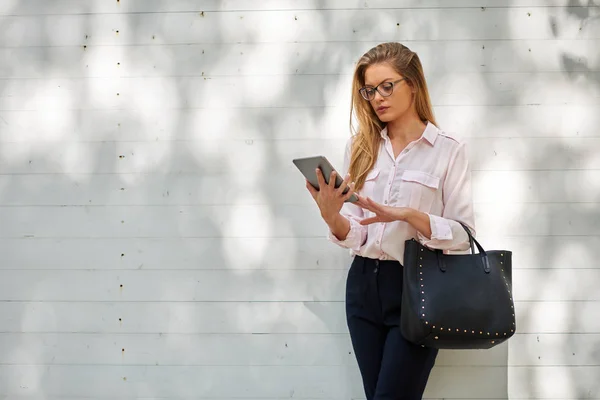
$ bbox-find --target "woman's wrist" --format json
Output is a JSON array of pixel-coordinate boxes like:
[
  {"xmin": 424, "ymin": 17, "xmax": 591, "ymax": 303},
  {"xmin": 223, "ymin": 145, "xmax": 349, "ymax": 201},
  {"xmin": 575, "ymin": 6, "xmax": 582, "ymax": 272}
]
[
  {"xmin": 395, "ymin": 207, "xmax": 413, "ymax": 222},
  {"xmin": 325, "ymin": 212, "xmax": 351, "ymax": 241},
  {"xmin": 323, "ymin": 211, "xmax": 344, "ymax": 227},
  {"xmin": 402, "ymin": 208, "xmax": 432, "ymax": 238}
]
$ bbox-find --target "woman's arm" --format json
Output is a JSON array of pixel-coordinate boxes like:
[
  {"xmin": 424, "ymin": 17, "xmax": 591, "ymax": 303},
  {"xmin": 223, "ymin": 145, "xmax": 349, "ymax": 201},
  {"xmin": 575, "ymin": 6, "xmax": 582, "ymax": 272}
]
[
  {"xmin": 414, "ymin": 141, "xmax": 475, "ymax": 251},
  {"xmin": 325, "ymin": 137, "xmax": 368, "ymax": 250},
  {"xmin": 357, "ymin": 141, "xmax": 475, "ymax": 252},
  {"xmin": 324, "ymin": 212, "xmax": 351, "ymax": 241},
  {"xmin": 402, "ymin": 209, "xmax": 432, "ymax": 239}
]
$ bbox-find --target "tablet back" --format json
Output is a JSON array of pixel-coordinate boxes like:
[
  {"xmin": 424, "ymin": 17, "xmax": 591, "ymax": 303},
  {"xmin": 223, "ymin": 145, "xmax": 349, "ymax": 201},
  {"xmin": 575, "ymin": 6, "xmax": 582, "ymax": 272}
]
[{"xmin": 292, "ymin": 156, "xmax": 358, "ymax": 203}]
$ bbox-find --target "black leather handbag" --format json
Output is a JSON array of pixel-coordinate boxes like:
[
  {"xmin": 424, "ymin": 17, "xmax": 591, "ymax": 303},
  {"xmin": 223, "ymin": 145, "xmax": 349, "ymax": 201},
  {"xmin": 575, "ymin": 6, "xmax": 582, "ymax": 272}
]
[{"xmin": 400, "ymin": 222, "xmax": 515, "ymax": 349}]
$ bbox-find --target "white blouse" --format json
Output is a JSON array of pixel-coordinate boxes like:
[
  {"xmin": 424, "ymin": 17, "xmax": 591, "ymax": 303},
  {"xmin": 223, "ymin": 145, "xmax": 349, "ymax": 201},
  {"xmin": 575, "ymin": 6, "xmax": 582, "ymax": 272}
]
[{"xmin": 328, "ymin": 121, "xmax": 476, "ymax": 265}]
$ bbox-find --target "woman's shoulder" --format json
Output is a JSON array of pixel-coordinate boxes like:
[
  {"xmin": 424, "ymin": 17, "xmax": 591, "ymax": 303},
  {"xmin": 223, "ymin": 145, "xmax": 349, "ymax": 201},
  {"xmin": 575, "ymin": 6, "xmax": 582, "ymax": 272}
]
[
  {"xmin": 433, "ymin": 129, "xmax": 469, "ymax": 156},
  {"xmin": 436, "ymin": 129, "xmax": 464, "ymax": 145}
]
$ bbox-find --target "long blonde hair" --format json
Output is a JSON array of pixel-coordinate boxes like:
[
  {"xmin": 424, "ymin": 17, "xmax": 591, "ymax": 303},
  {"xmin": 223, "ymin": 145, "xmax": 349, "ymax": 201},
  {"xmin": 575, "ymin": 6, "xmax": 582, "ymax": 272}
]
[{"xmin": 349, "ymin": 42, "xmax": 437, "ymax": 191}]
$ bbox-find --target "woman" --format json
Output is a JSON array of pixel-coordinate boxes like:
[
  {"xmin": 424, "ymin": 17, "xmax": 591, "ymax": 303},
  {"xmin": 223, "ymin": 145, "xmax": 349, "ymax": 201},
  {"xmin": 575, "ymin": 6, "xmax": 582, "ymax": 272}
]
[{"xmin": 306, "ymin": 42, "xmax": 476, "ymax": 399}]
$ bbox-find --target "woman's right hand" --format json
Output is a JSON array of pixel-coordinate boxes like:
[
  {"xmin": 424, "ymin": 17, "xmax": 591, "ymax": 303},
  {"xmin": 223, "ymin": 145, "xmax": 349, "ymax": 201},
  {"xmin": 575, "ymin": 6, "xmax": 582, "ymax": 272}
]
[{"xmin": 306, "ymin": 168, "xmax": 356, "ymax": 222}]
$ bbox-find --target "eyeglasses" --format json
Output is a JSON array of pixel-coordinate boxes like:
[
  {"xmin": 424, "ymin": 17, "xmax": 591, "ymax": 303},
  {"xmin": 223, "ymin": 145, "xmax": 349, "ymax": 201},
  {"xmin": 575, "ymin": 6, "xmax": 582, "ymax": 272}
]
[{"xmin": 358, "ymin": 78, "xmax": 407, "ymax": 101}]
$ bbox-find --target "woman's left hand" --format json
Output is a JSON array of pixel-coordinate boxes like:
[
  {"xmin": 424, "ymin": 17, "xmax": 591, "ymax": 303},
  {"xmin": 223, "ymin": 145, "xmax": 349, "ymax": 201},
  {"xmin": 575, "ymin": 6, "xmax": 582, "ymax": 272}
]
[{"xmin": 356, "ymin": 195, "xmax": 411, "ymax": 225}]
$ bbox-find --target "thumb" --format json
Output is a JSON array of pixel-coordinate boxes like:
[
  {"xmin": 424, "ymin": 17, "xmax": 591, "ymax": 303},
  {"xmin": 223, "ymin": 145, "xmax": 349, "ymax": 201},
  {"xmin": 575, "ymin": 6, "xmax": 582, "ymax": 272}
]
[
  {"xmin": 360, "ymin": 216, "xmax": 381, "ymax": 225},
  {"xmin": 306, "ymin": 180, "xmax": 318, "ymax": 199}
]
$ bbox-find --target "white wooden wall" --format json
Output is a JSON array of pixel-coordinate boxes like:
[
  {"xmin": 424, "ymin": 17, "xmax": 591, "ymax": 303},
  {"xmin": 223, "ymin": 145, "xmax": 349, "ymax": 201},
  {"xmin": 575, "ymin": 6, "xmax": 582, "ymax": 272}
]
[{"xmin": 0, "ymin": 0, "xmax": 599, "ymax": 399}]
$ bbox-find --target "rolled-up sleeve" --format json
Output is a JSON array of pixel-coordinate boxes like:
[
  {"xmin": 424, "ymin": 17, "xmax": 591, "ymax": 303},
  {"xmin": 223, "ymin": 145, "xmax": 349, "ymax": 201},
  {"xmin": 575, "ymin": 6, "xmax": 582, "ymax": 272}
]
[
  {"xmin": 328, "ymin": 210, "xmax": 367, "ymax": 251},
  {"xmin": 327, "ymin": 137, "xmax": 368, "ymax": 251},
  {"xmin": 417, "ymin": 142, "xmax": 475, "ymax": 251}
]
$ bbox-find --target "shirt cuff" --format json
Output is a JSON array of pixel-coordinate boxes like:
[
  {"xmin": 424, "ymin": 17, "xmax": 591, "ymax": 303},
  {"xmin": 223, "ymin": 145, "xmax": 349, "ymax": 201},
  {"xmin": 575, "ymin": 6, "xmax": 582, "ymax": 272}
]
[
  {"xmin": 327, "ymin": 216, "xmax": 365, "ymax": 251},
  {"xmin": 417, "ymin": 213, "xmax": 454, "ymax": 243}
]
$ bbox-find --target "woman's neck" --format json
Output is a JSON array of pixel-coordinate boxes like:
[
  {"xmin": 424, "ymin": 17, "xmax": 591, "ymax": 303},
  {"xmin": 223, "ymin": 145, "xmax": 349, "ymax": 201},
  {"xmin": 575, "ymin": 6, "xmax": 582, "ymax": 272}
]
[{"xmin": 386, "ymin": 111, "xmax": 427, "ymax": 143}]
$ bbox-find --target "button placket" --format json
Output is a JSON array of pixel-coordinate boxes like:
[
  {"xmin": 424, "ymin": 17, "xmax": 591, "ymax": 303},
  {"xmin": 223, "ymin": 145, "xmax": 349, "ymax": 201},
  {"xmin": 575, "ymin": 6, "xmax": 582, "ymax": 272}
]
[
  {"xmin": 385, "ymin": 162, "xmax": 398, "ymax": 205},
  {"xmin": 376, "ymin": 219, "xmax": 386, "ymax": 253}
]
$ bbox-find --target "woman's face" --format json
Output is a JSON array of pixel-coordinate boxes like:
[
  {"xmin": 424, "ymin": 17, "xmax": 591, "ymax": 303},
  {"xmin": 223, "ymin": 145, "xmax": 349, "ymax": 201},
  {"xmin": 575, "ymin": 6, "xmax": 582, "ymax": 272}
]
[{"xmin": 362, "ymin": 63, "xmax": 414, "ymax": 123}]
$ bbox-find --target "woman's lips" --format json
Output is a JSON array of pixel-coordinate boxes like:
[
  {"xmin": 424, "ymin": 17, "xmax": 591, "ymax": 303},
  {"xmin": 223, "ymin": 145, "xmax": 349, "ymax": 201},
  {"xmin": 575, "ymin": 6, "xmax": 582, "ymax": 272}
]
[{"xmin": 377, "ymin": 106, "xmax": 389, "ymax": 113}]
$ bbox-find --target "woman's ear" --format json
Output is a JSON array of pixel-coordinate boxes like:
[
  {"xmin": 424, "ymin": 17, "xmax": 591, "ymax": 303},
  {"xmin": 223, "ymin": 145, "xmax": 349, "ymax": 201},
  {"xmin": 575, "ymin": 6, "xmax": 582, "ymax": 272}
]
[{"xmin": 407, "ymin": 81, "xmax": 417, "ymax": 94}]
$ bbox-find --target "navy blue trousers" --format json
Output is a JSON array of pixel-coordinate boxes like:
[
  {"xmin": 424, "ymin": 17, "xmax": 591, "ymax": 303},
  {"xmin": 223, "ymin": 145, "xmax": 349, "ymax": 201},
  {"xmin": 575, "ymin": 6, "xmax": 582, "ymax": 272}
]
[{"xmin": 345, "ymin": 255, "xmax": 438, "ymax": 400}]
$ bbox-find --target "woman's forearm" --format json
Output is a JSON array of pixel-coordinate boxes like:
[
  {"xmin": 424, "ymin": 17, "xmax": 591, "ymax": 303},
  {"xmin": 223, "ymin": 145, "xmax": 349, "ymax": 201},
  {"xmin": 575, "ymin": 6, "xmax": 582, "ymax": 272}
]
[
  {"xmin": 403, "ymin": 208, "xmax": 432, "ymax": 239},
  {"xmin": 325, "ymin": 213, "xmax": 351, "ymax": 241}
]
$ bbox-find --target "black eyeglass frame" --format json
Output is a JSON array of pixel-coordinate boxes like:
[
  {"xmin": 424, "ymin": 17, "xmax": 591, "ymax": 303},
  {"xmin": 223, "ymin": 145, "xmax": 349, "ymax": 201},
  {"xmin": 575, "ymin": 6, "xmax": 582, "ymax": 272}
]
[{"xmin": 358, "ymin": 78, "xmax": 407, "ymax": 101}]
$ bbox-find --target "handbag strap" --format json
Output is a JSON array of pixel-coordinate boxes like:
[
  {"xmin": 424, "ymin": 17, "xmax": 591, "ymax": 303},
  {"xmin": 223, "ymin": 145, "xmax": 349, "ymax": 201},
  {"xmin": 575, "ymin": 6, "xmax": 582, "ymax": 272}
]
[
  {"xmin": 456, "ymin": 222, "xmax": 485, "ymax": 255},
  {"xmin": 456, "ymin": 222, "xmax": 491, "ymax": 273},
  {"xmin": 460, "ymin": 222, "xmax": 476, "ymax": 254}
]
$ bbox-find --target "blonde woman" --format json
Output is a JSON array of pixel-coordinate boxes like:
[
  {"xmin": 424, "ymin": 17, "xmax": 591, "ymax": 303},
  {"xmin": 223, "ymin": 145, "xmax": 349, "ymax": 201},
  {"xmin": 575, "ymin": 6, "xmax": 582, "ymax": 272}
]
[{"xmin": 306, "ymin": 42, "xmax": 476, "ymax": 399}]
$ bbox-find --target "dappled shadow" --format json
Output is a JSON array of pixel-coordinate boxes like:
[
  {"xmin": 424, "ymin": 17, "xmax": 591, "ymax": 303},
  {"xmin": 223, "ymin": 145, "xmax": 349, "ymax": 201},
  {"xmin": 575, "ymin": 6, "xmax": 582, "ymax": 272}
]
[
  {"xmin": 553, "ymin": 3, "xmax": 600, "ymax": 400},
  {"xmin": 0, "ymin": 0, "xmax": 598, "ymax": 399},
  {"xmin": 484, "ymin": 2, "xmax": 600, "ymax": 400}
]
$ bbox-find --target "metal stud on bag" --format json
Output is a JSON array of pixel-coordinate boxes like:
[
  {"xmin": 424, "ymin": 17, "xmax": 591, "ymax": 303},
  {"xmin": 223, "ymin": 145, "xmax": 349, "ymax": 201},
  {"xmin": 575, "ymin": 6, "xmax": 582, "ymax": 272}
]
[{"xmin": 407, "ymin": 231, "xmax": 513, "ymax": 349}]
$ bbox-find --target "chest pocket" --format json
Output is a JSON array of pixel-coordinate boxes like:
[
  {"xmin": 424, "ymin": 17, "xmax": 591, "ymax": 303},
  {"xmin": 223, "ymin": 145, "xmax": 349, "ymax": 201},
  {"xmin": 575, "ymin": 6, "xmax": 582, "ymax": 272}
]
[
  {"xmin": 390, "ymin": 170, "xmax": 440, "ymax": 211},
  {"xmin": 358, "ymin": 167, "xmax": 380, "ymax": 195}
]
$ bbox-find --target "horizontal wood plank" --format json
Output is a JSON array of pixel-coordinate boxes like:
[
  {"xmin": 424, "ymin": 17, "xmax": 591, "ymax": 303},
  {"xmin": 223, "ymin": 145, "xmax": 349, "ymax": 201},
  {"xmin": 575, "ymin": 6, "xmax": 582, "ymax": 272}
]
[
  {"xmin": 0, "ymin": 204, "xmax": 327, "ymax": 238},
  {"xmin": 0, "ymin": 269, "xmax": 598, "ymax": 301},
  {"xmin": 0, "ymin": 397, "xmax": 594, "ymax": 400},
  {"xmin": 1, "ymin": 0, "xmax": 598, "ymax": 15},
  {"xmin": 0, "ymin": 203, "xmax": 598, "ymax": 238},
  {"xmin": 0, "ymin": 332, "xmax": 596, "ymax": 367},
  {"xmin": 0, "ymin": 301, "xmax": 350, "ymax": 334},
  {"xmin": 0, "ymin": 7, "xmax": 598, "ymax": 47},
  {"xmin": 0, "ymin": 398, "xmax": 532, "ymax": 400},
  {"xmin": 0, "ymin": 332, "xmax": 503, "ymax": 367},
  {"xmin": 0, "ymin": 301, "xmax": 597, "ymax": 334},
  {"xmin": 1, "ymin": 40, "xmax": 599, "ymax": 79},
  {"xmin": 0, "ymin": 170, "xmax": 597, "ymax": 206},
  {"xmin": 0, "ymin": 363, "xmax": 596, "ymax": 398},
  {"xmin": 0, "ymin": 364, "xmax": 509, "ymax": 398},
  {"xmin": 0, "ymin": 235, "xmax": 598, "ymax": 271},
  {"xmin": 0, "ymin": 238, "xmax": 351, "ymax": 270},
  {"xmin": 0, "ymin": 137, "xmax": 599, "ymax": 174},
  {"xmin": 1, "ymin": 73, "xmax": 600, "ymax": 111},
  {"xmin": 508, "ymin": 366, "xmax": 600, "ymax": 399},
  {"xmin": 509, "ymin": 334, "xmax": 600, "ymax": 366},
  {"xmin": 1, "ymin": 105, "xmax": 599, "ymax": 143}
]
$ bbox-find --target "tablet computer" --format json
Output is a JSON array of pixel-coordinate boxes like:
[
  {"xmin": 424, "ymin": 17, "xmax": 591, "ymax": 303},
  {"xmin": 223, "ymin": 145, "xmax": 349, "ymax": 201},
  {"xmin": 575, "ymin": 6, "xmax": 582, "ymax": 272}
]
[{"xmin": 292, "ymin": 155, "xmax": 358, "ymax": 203}]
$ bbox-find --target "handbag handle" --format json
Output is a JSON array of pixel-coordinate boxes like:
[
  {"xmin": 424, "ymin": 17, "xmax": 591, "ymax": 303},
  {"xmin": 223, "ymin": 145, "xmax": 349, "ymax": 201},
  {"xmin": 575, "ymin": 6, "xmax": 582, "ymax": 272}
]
[
  {"xmin": 437, "ymin": 222, "xmax": 491, "ymax": 274},
  {"xmin": 459, "ymin": 222, "xmax": 490, "ymax": 273},
  {"xmin": 457, "ymin": 222, "xmax": 475, "ymax": 253}
]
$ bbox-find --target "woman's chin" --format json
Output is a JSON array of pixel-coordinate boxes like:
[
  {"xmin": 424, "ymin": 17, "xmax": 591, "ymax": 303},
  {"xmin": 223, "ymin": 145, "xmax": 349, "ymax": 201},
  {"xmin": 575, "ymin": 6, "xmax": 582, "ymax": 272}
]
[{"xmin": 377, "ymin": 113, "xmax": 395, "ymax": 123}]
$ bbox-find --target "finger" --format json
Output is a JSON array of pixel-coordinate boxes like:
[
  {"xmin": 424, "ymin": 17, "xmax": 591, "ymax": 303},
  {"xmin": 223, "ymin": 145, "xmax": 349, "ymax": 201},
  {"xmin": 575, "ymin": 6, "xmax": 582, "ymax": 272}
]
[
  {"xmin": 337, "ymin": 174, "xmax": 351, "ymax": 196},
  {"xmin": 355, "ymin": 200, "xmax": 367, "ymax": 209},
  {"xmin": 315, "ymin": 168, "xmax": 326, "ymax": 190},
  {"xmin": 354, "ymin": 194, "xmax": 368, "ymax": 207},
  {"xmin": 328, "ymin": 170, "xmax": 337, "ymax": 189},
  {"xmin": 357, "ymin": 196, "xmax": 377, "ymax": 213},
  {"xmin": 364, "ymin": 198, "xmax": 396, "ymax": 221},
  {"xmin": 360, "ymin": 216, "xmax": 382, "ymax": 225},
  {"xmin": 365, "ymin": 197, "xmax": 385, "ymax": 212},
  {"xmin": 355, "ymin": 199, "xmax": 370, "ymax": 211},
  {"xmin": 356, "ymin": 199, "xmax": 371, "ymax": 211},
  {"xmin": 342, "ymin": 180, "xmax": 356, "ymax": 200}
]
